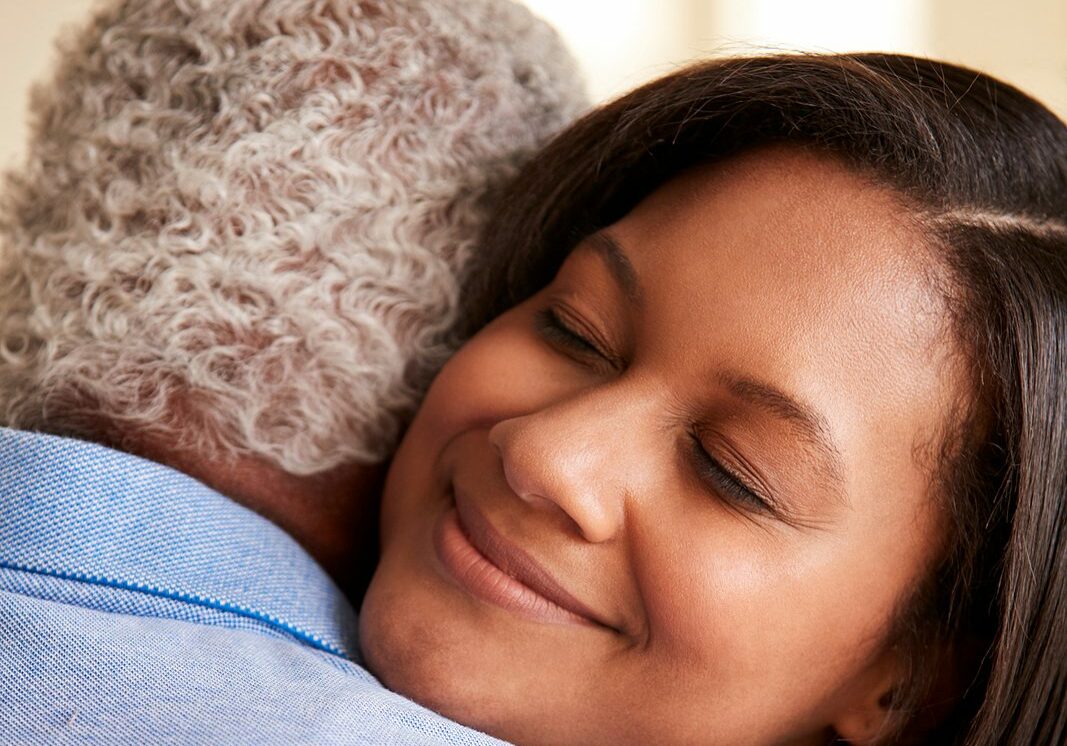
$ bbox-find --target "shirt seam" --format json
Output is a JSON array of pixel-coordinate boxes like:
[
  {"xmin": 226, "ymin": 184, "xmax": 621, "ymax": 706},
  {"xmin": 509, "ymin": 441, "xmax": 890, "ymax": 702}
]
[{"xmin": 0, "ymin": 558, "xmax": 349, "ymax": 659}]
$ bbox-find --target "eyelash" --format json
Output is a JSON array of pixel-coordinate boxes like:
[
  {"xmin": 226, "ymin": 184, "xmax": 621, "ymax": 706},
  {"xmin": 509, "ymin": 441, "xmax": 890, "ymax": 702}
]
[
  {"xmin": 535, "ymin": 305, "xmax": 772, "ymax": 515},
  {"xmin": 534, "ymin": 307, "xmax": 608, "ymax": 361},
  {"xmin": 687, "ymin": 435, "xmax": 772, "ymax": 515}
]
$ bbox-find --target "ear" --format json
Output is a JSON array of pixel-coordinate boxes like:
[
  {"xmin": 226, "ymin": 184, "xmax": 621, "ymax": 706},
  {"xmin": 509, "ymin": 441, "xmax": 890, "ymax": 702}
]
[{"xmin": 829, "ymin": 651, "xmax": 901, "ymax": 745}]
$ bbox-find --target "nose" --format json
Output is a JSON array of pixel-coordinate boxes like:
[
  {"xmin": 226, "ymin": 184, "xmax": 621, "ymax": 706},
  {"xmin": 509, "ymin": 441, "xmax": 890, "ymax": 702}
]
[{"xmin": 488, "ymin": 387, "xmax": 643, "ymax": 544}]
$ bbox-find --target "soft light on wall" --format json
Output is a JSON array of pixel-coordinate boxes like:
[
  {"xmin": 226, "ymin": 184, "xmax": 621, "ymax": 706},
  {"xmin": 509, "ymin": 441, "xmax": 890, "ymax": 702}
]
[
  {"xmin": 521, "ymin": 0, "xmax": 1065, "ymax": 114},
  {"xmin": 520, "ymin": 0, "xmax": 700, "ymax": 103},
  {"xmin": 523, "ymin": 0, "xmax": 931, "ymax": 101},
  {"xmin": 710, "ymin": 0, "xmax": 928, "ymax": 55},
  {"xmin": 0, "ymin": 0, "xmax": 1063, "ymax": 166}
]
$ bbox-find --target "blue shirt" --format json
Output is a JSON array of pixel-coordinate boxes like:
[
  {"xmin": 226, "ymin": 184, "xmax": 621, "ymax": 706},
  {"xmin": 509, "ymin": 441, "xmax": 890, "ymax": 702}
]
[{"xmin": 0, "ymin": 428, "xmax": 505, "ymax": 745}]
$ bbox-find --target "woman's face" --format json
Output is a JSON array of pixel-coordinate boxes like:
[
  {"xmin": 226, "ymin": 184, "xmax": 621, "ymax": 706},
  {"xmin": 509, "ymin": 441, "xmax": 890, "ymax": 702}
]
[{"xmin": 362, "ymin": 147, "xmax": 963, "ymax": 745}]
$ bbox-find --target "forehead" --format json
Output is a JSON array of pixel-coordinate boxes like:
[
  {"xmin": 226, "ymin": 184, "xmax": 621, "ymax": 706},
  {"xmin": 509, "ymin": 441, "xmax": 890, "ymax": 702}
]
[
  {"xmin": 606, "ymin": 146, "xmax": 949, "ymax": 370},
  {"xmin": 622, "ymin": 146, "xmax": 931, "ymax": 296}
]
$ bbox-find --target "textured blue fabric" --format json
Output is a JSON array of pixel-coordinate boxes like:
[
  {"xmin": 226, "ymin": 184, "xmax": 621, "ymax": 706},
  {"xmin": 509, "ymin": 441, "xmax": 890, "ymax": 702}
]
[{"xmin": 0, "ymin": 428, "xmax": 505, "ymax": 745}]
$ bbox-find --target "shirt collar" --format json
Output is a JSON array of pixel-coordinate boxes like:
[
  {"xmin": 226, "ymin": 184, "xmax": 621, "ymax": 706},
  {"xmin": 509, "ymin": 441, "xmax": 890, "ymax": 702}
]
[{"xmin": 0, "ymin": 427, "xmax": 360, "ymax": 660}]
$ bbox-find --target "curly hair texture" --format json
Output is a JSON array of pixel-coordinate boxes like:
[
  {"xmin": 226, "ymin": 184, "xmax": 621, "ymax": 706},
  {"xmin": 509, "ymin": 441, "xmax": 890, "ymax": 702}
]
[{"xmin": 0, "ymin": 0, "xmax": 587, "ymax": 474}]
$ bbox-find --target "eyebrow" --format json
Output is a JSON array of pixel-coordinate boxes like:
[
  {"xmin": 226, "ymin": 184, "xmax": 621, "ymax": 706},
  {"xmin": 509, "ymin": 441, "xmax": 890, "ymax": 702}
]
[
  {"xmin": 583, "ymin": 230, "xmax": 642, "ymax": 306},
  {"xmin": 717, "ymin": 371, "xmax": 847, "ymax": 498}
]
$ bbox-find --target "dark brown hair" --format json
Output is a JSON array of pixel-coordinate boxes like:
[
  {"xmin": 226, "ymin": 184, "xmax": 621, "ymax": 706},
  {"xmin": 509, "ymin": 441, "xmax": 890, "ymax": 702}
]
[{"xmin": 466, "ymin": 54, "xmax": 1066, "ymax": 744}]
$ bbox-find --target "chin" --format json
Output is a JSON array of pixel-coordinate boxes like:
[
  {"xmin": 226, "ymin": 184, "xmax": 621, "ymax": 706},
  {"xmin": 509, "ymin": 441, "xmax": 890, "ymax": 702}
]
[{"xmin": 359, "ymin": 561, "xmax": 508, "ymax": 737}]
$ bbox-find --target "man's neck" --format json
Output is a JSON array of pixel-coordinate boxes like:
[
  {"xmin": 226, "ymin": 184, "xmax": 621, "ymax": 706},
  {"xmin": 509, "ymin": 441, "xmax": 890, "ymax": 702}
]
[{"xmin": 132, "ymin": 439, "xmax": 385, "ymax": 600}]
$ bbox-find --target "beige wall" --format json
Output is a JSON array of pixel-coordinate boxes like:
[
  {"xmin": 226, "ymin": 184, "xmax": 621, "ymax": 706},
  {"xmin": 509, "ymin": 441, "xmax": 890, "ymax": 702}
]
[
  {"xmin": 525, "ymin": 0, "xmax": 1066, "ymax": 108},
  {"xmin": 928, "ymin": 0, "xmax": 1067, "ymax": 116},
  {"xmin": 1, "ymin": 0, "xmax": 1064, "ymax": 167},
  {"xmin": 0, "ymin": 1, "xmax": 94, "ymax": 169}
]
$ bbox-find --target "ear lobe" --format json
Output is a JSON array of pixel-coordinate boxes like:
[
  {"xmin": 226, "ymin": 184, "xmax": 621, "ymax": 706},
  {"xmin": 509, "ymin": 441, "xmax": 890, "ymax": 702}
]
[{"xmin": 829, "ymin": 653, "xmax": 900, "ymax": 745}]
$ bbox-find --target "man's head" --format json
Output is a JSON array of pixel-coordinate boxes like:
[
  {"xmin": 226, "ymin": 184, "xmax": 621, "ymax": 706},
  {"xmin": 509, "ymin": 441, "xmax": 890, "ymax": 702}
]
[{"xmin": 0, "ymin": 0, "xmax": 584, "ymax": 572}]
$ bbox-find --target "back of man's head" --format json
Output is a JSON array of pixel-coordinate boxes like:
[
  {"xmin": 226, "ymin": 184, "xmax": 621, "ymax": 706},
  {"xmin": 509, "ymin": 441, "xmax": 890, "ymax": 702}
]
[{"xmin": 0, "ymin": 0, "xmax": 585, "ymax": 474}]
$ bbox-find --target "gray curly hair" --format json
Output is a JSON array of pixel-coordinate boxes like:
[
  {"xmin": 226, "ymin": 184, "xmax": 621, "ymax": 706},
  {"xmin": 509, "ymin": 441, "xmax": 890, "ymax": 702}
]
[{"xmin": 0, "ymin": 0, "xmax": 586, "ymax": 474}]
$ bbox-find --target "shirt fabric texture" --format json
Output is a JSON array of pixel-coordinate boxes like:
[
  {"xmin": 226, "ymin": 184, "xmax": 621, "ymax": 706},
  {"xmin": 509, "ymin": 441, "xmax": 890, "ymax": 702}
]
[{"xmin": 0, "ymin": 427, "xmax": 504, "ymax": 745}]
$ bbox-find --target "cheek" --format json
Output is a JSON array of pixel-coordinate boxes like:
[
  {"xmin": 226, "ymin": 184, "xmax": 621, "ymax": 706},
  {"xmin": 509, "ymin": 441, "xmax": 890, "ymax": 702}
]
[
  {"xmin": 639, "ymin": 520, "xmax": 896, "ymax": 696},
  {"xmin": 411, "ymin": 312, "xmax": 576, "ymax": 445}
]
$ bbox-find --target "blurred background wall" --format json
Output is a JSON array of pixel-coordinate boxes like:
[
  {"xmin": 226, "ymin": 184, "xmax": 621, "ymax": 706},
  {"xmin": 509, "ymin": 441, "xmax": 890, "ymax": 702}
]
[{"xmin": 1, "ymin": 0, "xmax": 1064, "ymax": 168}]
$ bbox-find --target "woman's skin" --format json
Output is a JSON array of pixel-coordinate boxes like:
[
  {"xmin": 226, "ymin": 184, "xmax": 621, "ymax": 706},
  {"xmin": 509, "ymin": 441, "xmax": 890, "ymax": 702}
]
[{"xmin": 361, "ymin": 145, "xmax": 971, "ymax": 745}]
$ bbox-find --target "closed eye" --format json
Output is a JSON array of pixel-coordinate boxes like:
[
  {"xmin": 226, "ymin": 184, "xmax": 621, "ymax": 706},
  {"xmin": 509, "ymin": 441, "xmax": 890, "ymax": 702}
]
[
  {"xmin": 688, "ymin": 434, "xmax": 774, "ymax": 516},
  {"xmin": 535, "ymin": 307, "xmax": 617, "ymax": 369}
]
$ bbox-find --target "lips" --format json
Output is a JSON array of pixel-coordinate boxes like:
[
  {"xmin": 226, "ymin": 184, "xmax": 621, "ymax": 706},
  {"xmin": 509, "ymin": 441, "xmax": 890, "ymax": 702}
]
[{"xmin": 433, "ymin": 488, "xmax": 611, "ymax": 629}]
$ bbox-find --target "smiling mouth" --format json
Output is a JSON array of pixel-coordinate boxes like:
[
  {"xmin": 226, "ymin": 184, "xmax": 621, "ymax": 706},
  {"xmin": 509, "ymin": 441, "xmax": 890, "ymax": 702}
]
[{"xmin": 432, "ymin": 491, "xmax": 610, "ymax": 629}]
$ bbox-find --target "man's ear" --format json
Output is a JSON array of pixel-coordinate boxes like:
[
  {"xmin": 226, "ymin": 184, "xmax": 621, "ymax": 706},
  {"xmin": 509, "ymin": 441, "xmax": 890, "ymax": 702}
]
[{"xmin": 829, "ymin": 651, "xmax": 901, "ymax": 745}]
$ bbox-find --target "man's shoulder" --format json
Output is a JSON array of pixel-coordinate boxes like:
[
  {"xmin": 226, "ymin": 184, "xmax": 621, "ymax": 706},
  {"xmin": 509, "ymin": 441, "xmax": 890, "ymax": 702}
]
[
  {"xmin": 0, "ymin": 428, "xmax": 503, "ymax": 745},
  {"xmin": 0, "ymin": 426, "xmax": 361, "ymax": 657},
  {"xmin": 0, "ymin": 589, "xmax": 502, "ymax": 745}
]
